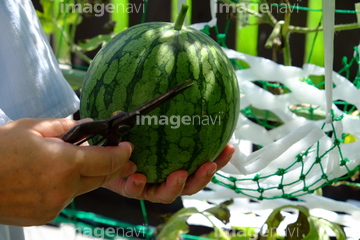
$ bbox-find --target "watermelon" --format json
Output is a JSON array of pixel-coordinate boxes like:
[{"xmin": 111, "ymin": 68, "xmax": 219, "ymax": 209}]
[{"xmin": 80, "ymin": 5, "xmax": 240, "ymax": 183}]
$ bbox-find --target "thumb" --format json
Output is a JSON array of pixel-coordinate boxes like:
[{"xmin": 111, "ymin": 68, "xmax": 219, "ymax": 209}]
[
  {"xmin": 74, "ymin": 141, "xmax": 134, "ymax": 177},
  {"xmin": 31, "ymin": 118, "xmax": 81, "ymax": 138}
]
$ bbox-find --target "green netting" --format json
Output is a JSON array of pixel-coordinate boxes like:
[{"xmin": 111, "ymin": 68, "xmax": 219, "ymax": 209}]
[
  {"xmin": 208, "ymin": 62, "xmax": 360, "ymax": 199},
  {"xmin": 181, "ymin": 1, "xmax": 360, "ymax": 200},
  {"xmin": 213, "ymin": 118, "xmax": 360, "ymax": 200}
]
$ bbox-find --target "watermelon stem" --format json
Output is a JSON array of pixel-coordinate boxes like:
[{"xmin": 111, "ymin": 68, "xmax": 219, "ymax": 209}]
[{"xmin": 174, "ymin": 4, "xmax": 189, "ymax": 31}]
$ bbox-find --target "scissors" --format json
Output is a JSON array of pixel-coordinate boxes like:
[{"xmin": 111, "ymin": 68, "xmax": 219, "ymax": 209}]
[{"xmin": 61, "ymin": 80, "xmax": 194, "ymax": 146}]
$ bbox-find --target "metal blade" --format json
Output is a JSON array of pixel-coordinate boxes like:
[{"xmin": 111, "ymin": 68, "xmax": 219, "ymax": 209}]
[{"xmin": 110, "ymin": 80, "xmax": 195, "ymax": 127}]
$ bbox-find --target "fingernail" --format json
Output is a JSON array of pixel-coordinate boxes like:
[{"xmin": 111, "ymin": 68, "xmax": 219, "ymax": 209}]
[
  {"xmin": 78, "ymin": 118, "xmax": 93, "ymax": 124},
  {"xmin": 177, "ymin": 177, "xmax": 187, "ymax": 185},
  {"xmin": 119, "ymin": 142, "xmax": 134, "ymax": 159},
  {"xmin": 128, "ymin": 142, "xmax": 135, "ymax": 151},
  {"xmin": 134, "ymin": 180, "xmax": 144, "ymax": 186},
  {"xmin": 120, "ymin": 142, "xmax": 134, "ymax": 152},
  {"xmin": 126, "ymin": 162, "xmax": 137, "ymax": 175}
]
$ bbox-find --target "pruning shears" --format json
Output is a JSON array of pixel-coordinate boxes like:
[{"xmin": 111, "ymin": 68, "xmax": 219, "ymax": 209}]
[{"xmin": 61, "ymin": 80, "xmax": 194, "ymax": 146}]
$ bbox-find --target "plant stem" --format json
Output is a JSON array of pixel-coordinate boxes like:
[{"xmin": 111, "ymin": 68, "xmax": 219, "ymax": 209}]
[
  {"xmin": 73, "ymin": 47, "xmax": 92, "ymax": 65},
  {"xmin": 218, "ymin": 0, "xmax": 360, "ymax": 65},
  {"xmin": 220, "ymin": 0, "xmax": 360, "ymax": 32},
  {"xmin": 290, "ymin": 23, "xmax": 360, "ymax": 33},
  {"xmin": 282, "ymin": 0, "xmax": 292, "ymax": 65},
  {"xmin": 258, "ymin": 0, "xmax": 278, "ymax": 26},
  {"xmin": 52, "ymin": 19, "xmax": 92, "ymax": 64},
  {"xmin": 174, "ymin": 4, "xmax": 189, "ymax": 30}
]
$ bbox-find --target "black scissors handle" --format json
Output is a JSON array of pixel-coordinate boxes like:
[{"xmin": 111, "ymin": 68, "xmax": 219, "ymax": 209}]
[{"xmin": 61, "ymin": 80, "xmax": 194, "ymax": 146}]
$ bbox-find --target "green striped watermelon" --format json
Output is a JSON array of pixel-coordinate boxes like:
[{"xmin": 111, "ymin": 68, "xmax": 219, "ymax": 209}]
[{"xmin": 80, "ymin": 5, "xmax": 240, "ymax": 183}]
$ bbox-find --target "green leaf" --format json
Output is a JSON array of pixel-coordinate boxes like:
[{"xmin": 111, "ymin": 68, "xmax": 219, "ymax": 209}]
[
  {"xmin": 258, "ymin": 205, "xmax": 313, "ymax": 240},
  {"xmin": 284, "ymin": 210, "xmax": 310, "ymax": 240},
  {"xmin": 39, "ymin": 0, "xmax": 54, "ymax": 20},
  {"xmin": 309, "ymin": 217, "xmax": 346, "ymax": 240},
  {"xmin": 256, "ymin": 205, "xmax": 346, "ymax": 240},
  {"xmin": 78, "ymin": 34, "xmax": 113, "ymax": 52},
  {"xmin": 258, "ymin": 207, "xmax": 285, "ymax": 240},
  {"xmin": 301, "ymin": 217, "xmax": 320, "ymax": 240},
  {"xmin": 155, "ymin": 207, "xmax": 199, "ymax": 240},
  {"xmin": 58, "ymin": 12, "xmax": 83, "ymax": 25},
  {"xmin": 214, "ymin": 228, "xmax": 231, "ymax": 240},
  {"xmin": 36, "ymin": 1, "xmax": 56, "ymax": 34},
  {"xmin": 232, "ymin": 226, "xmax": 257, "ymax": 239},
  {"xmin": 201, "ymin": 231, "xmax": 231, "ymax": 240},
  {"xmin": 230, "ymin": 237, "xmax": 252, "ymax": 240},
  {"xmin": 38, "ymin": 17, "xmax": 55, "ymax": 34},
  {"xmin": 326, "ymin": 221, "xmax": 346, "ymax": 240},
  {"xmin": 201, "ymin": 231, "xmax": 220, "ymax": 239},
  {"xmin": 204, "ymin": 200, "xmax": 233, "ymax": 224}
]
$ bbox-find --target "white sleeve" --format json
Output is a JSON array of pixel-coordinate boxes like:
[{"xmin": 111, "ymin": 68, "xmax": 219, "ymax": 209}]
[
  {"xmin": 0, "ymin": 0, "xmax": 79, "ymax": 120},
  {"xmin": 0, "ymin": 225, "xmax": 25, "ymax": 240},
  {"xmin": 0, "ymin": 109, "xmax": 12, "ymax": 126}
]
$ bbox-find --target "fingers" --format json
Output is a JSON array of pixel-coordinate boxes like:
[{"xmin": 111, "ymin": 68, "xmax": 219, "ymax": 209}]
[
  {"xmin": 70, "ymin": 141, "xmax": 135, "ymax": 195},
  {"xmin": 74, "ymin": 142, "xmax": 134, "ymax": 177},
  {"xmin": 29, "ymin": 118, "xmax": 94, "ymax": 138},
  {"xmin": 105, "ymin": 145, "xmax": 235, "ymax": 203},
  {"xmin": 78, "ymin": 161, "xmax": 137, "ymax": 195},
  {"xmin": 213, "ymin": 144, "xmax": 236, "ymax": 170},
  {"xmin": 103, "ymin": 173, "xmax": 147, "ymax": 198},
  {"xmin": 142, "ymin": 170, "xmax": 188, "ymax": 203},
  {"xmin": 30, "ymin": 118, "xmax": 80, "ymax": 137},
  {"xmin": 180, "ymin": 162, "xmax": 217, "ymax": 196},
  {"xmin": 104, "ymin": 171, "xmax": 189, "ymax": 204},
  {"xmin": 181, "ymin": 144, "xmax": 235, "ymax": 195}
]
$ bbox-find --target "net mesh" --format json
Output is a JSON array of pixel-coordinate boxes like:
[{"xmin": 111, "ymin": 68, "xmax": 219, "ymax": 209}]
[
  {"xmin": 181, "ymin": 2, "xmax": 360, "ymax": 236},
  {"xmin": 183, "ymin": 0, "xmax": 360, "ymax": 200},
  {"xmin": 208, "ymin": 47, "xmax": 359, "ymax": 200}
]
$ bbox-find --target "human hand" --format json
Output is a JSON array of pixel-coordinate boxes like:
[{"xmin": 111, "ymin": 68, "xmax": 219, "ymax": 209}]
[
  {"xmin": 0, "ymin": 118, "xmax": 135, "ymax": 226},
  {"xmin": 103, "ymin": 144, "xmax": 235, "ymax": 203}
]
